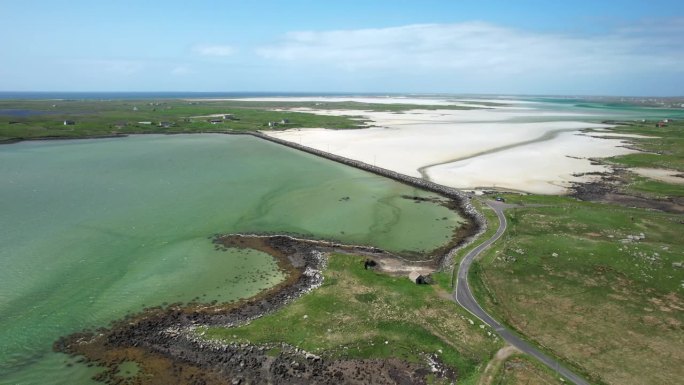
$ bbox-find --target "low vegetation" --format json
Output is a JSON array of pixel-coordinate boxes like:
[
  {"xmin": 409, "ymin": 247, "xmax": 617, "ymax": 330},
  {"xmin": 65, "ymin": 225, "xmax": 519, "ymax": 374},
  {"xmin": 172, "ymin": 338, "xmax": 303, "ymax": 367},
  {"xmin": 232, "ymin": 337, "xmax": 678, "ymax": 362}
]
[
  {"xmin": 479, "ymin": 348, "xmax": 560, "ymax": 385},
  {"xmin": 472, "ymin": 194, "xmax": 684, "ymax": 385},
  {"xmin": 605, "ymin": 120, "xmax": 683, "ymax": 172},
  {"xmin": 0, "ymin": 99, "xmax": 363, "ymax": 141},
  {"xmin": 604, "ymin": 120, "xmax": 684, "ymax": 198},
  {"xmin": 203, "ymin": 253, "xmax": 502, "ymax": 383},
  {"xmin": 462, "ymin": 120, "xmax": 680, "ymax": 385},
  {"xmin": 0, "ymin": 98, "xmax": 486, "ymax": 142}
]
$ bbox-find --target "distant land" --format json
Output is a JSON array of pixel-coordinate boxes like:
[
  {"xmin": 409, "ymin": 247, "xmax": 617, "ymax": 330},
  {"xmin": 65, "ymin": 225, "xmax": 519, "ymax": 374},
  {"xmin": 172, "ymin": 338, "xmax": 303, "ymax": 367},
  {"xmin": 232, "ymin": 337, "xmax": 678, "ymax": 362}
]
[{"xmin": 1, "ymin": 92, "xmax": 683, "ymax": 107}]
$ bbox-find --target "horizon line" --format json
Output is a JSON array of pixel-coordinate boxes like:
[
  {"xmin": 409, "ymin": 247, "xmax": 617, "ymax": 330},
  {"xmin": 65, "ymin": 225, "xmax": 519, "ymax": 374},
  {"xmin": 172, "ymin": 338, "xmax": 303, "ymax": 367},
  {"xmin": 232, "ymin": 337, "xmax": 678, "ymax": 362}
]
[{"xmin": 0, "ymin": 91, "xmax": 682, "ymax": 99}]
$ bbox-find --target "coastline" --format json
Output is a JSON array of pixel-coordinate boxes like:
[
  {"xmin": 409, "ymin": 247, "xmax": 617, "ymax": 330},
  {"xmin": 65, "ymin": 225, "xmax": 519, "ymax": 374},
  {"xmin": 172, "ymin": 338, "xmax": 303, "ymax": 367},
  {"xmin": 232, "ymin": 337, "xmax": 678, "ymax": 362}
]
[
  {"xmin": 2, "ymin": 130, "xmax": 484, "ymax": 257},
  {"xmin": 261, "ymin": 104, "xmax": 641, "ymax": 195},
  {"xmin": 46, "ymin": 128, "xmax": 486, "ymax": 383},
  {"xmin": 54, "ymin": 233, "xmax": 471, "ymax": 384},
  {"xmin": 11, "ymin": 105, "xmax": 678, "ymax": 383},
  {"xmin": 43, "ymin": 130, "xmax": 485, "ymax": 383},
  {"xmin": 1, "ymin": 94, "xmax": 648, "ymax": 196}
]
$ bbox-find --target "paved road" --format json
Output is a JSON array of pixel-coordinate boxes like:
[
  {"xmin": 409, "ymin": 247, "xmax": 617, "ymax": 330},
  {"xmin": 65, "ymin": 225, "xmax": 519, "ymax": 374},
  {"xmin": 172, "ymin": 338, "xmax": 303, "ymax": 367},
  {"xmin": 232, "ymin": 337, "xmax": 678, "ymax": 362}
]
[{"xmin": 454, "ymin": 201, "xmax": 590, "ymax": 385}]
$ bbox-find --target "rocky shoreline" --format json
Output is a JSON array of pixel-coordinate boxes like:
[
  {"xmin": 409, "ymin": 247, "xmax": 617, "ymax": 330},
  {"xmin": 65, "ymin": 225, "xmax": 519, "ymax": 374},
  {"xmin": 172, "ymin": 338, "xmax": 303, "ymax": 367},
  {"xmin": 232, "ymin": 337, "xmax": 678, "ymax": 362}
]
[
  {"xmin": 54, "ymin": 235, "xmax": 463, "ymax": 384},
  {"xmin": 571, "ymin": 165, "xmax": 684, "ymax": 214},
  {"xmin": 48, "ymin": 131, "xmax": 484, "ymax": 384}
]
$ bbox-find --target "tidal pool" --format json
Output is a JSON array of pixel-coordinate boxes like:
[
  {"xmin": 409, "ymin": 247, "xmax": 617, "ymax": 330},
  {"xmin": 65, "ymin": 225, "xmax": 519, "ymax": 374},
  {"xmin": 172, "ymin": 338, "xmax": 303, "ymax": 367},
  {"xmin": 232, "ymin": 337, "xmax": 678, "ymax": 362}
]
[{"xmin": 0, "ymin": 134, "xmax": 464, "ymax": 384}]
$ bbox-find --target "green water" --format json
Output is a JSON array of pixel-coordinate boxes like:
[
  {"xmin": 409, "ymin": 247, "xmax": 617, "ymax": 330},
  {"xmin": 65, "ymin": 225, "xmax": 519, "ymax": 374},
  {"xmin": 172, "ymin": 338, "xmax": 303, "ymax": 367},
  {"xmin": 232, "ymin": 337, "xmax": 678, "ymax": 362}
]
[
  {"xmin": 525, "ymin": 97, "xmax": 684, "ymax": 121},
  {"xmin": 0, "ymin": 134, "xmax": 463, "ymax": 384}
]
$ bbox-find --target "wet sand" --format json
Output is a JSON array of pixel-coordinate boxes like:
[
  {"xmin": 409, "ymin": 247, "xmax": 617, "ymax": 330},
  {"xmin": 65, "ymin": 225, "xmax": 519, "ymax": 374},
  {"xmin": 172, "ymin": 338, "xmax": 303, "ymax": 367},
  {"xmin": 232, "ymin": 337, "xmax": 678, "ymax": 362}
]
[
  {"xmin": 630, "ymin": 167, "xmax": 684, "ymax": 184},
  {"xmin": 258, "ymin": 97, "xmax": 640, "ymax": 194}
]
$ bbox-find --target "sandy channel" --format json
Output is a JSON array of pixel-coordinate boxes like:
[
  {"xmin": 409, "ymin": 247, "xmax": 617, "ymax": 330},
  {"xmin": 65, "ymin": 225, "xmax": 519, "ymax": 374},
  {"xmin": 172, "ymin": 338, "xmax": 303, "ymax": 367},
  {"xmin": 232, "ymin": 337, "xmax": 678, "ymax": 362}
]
[
  {"xmin": 236, "ymin": 97, "xmax": 639, "ymax": 195},
  {"xmin": 630, "ymin": 168, "xmax": 684, "ymax": 185}
]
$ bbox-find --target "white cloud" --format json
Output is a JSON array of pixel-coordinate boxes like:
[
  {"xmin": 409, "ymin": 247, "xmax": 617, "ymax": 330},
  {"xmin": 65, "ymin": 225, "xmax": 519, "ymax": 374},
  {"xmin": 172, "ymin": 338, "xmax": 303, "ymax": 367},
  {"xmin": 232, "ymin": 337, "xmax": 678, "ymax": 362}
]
[
  {"xmin": 193, "ymin": 44, "xmax": 236, "ymax": 57},
  {"xmin": 256, "ymin": 21, "xmax": 684, "ymax": 77}
]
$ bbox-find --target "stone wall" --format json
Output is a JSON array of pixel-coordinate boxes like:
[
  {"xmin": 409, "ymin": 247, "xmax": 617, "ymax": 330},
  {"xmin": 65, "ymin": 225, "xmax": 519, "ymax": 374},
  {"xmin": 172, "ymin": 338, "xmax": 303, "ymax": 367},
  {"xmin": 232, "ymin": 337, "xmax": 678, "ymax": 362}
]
[{"xmin": 243, "ymin": 131, "xmax": 487, "ymax": 270}]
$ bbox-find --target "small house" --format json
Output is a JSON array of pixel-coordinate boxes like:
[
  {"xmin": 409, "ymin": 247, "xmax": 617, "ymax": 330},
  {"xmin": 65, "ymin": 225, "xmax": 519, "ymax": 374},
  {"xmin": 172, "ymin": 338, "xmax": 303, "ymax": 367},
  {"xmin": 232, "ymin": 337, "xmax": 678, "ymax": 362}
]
[
  {"xmin": 209, "ymin": 119, "xmax": 223, "ymax": 124},
  {"xmin": 63, "ymin": 120, "xmax": 75, "ymax": 126},
  {"xmin": 408, "ymin": 271, "xmax": 432, "ymax": 285},
  {"xmin": 280, "ymin": 118, "xmax": 290, "ymax": 124},
  {"xmin": 268, "ymin": 121, "xmax": 278, "ymax": 128},
  {"xmin": 223, "ymin": 114, "xmax": 236, "ymax": 120},
  {"xmin": 158, "ymin": 121, "xmax": 173, "ymax": 128}
]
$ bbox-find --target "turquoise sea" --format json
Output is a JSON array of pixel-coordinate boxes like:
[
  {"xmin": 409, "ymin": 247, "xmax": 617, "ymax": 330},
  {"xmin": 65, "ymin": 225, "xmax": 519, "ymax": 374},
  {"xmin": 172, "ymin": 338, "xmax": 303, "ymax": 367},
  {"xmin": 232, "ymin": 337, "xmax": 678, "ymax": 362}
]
[{"xmin": 0, "ymin": 134, "xmax": 463, "ymax": 384}]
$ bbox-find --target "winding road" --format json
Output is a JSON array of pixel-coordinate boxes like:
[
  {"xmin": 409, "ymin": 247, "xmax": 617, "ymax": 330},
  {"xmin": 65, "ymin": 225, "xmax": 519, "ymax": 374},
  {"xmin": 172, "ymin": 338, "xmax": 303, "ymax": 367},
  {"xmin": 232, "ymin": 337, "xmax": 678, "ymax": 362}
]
[{"xmin": 454, "ymin": 201, "xmax": 590, "ymax": 385}]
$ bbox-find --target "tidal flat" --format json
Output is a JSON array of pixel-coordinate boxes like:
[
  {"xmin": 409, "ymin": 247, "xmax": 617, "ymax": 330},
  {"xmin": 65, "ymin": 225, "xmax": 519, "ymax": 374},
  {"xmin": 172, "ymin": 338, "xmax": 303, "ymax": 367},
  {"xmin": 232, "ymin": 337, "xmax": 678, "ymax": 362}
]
[{"xmin": 0, "ymin": 134, "xmax": 465, "ymax": 384}]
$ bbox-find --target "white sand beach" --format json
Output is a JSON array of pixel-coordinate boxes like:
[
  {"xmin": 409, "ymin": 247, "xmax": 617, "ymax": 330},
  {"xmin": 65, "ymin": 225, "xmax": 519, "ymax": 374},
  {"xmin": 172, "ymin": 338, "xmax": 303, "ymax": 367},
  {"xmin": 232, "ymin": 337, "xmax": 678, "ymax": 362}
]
[
  {"xmin": 242, "ymin": 96, "xmax": 640, "ymax": 194},
  {"xmin": 630, "ymin": 168, "xmax": 684, "ymax": 185}
]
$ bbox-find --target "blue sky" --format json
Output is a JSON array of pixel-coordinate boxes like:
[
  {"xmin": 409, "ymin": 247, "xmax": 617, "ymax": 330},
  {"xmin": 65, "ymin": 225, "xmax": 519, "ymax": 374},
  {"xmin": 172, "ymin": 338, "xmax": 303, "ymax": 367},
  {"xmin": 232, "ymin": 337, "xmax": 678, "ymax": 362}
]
[{"xmin": 1, "ymin": 0, "xmax": 683, "ymax": 95}]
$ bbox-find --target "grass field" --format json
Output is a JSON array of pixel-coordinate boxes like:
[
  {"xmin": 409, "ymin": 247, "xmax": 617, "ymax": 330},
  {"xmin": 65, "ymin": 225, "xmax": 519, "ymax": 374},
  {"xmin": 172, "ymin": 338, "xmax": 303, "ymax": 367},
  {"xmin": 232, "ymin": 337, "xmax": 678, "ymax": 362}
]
[
  {"xmin": 482, "ymin": 350, "xmax": 561, "ymax": 385},
  {"xmin": 604, "ymin": 120, "xmax": 684, "ymax": 172},
  {"xmin": 493, "ymin": 355, "xmax": 561, "ymax": 385},
  {"xmin": 0, "ymin": 99, "xmax": 368, "ymax": 141},
  {"xmin": 601, "ymin": 120, "xmax": 684, "ymax": 198},
  {"xmin": 471, "ymin": 194, "xmax": 684, "ymax": 385},
  {"xmin": 202, "ymin": 253, "xmax": 503, "ymax": 384},
  {"xmin": 0, "ymin": 99, "xmax": 485, "ymax": 142}
]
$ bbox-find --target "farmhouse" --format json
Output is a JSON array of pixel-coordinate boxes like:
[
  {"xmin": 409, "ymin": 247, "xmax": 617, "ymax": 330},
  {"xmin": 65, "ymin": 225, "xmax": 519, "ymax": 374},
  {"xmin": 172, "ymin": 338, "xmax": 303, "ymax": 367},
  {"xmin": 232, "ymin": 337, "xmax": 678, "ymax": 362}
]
[{"xmin": 63, "ymin": 120, "xmax": 75, "ymax": 125}]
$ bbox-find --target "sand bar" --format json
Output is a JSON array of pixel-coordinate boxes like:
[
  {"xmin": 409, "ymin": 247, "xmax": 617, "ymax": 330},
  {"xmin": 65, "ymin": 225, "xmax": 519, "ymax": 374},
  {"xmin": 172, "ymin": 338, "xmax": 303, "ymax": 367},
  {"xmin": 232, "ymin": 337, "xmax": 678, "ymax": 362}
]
[
  {"xmin": 249, "ymin": 96, "xmax": 641, "ymax": 194},
  {"xmin": 630, "ymin": 168, "xmax": 684, "ymax": 184}
]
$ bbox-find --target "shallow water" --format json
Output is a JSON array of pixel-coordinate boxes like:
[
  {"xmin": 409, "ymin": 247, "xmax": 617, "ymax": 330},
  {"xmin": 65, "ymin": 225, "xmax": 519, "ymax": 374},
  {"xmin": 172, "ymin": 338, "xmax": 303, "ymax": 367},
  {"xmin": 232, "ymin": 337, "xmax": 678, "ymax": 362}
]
[{"xmin": 0, "ymin": 134, "xmax": 463, "ymax": 384}]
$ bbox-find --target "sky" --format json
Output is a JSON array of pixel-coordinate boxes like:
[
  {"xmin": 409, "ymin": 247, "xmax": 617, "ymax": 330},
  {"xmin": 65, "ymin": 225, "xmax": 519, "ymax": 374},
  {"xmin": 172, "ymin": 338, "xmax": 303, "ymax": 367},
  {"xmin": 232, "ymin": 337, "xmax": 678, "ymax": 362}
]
[{"xmin": 1, "ymin": 0, "xmax": 683, "ymax": 96}]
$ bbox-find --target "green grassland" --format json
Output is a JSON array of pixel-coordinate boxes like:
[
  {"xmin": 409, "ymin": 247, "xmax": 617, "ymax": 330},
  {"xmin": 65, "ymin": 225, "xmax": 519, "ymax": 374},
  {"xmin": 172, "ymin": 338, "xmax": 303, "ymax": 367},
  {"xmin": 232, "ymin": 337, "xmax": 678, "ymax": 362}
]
[
  {"xmin": 462, "ymin": 121, "xmax": 684, "ymax": 385},
  {"xmin": 603, "ymin": 120, "xmax": 684, "ymax": 172},
  {"xmin": 202, "ymin": 254, "xmax": 503, "ymax": 384},
  {"xmin": 481, "ymin": 121, "xmax": 684, "ymax": 385},
  {"xmin": 600, "ymin": 120, "xmax": 684, "ymax": 198},
  {"xmin": 0, "ymin": 98, "xmax": 486, "ymax": 142},
  {"xmin": 0, "ymin": 99, "xmax": 366, "ymax": 141},
  {"xmin": 489, "ymin": 353, "xmax": 562, "ymax": 385},
  {"xmin": 471, "ymin": 194, "xmax": 684, "ymax": 385}
]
